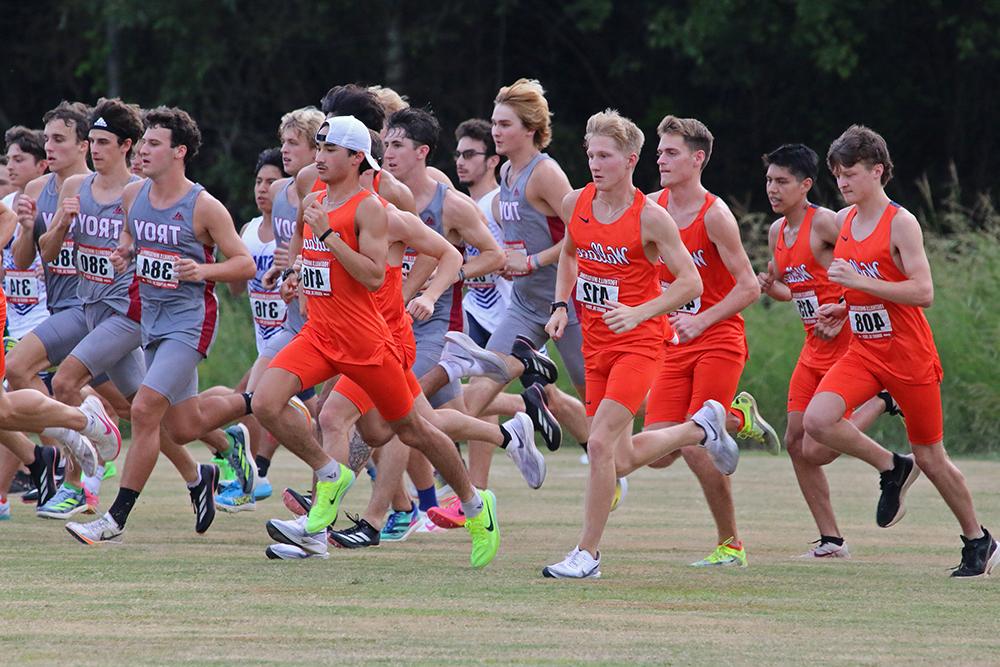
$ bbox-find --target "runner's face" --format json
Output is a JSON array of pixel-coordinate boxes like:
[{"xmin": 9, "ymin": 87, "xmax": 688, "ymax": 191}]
[
  {"xmin": 765, "ymin": 164, "xmax": 810, "ymax": 214},
  {"xmin": 0, "ymin": 170, "xmax": 13, "ymax": 199},
  {"xmin": 5, "ymin": 145, "xmax": 47, "ymax": 190},
  {"xmin": 255, "ymin": 164, "xmax": 283, "ymax": 214},
  {"xmin": 382, "ymin": 129, "xmax": 423, "ymax": 180},
  {"xmin": 656, "ymin": 133, "xmax": 699, "ymax": 188},
  {"xmin": 139, "ymin": 127, "xmax": 181, "ymax": 179},
  {"xmin": 131, "ymin": 139, "xmax": 145, "ymax": 176},
  {"xmin": 586, "ymin": 135, "xmax": 633, "ymax": 192},
  {"xmin": 491, "ymin": 104, "xmax": 532, "ymax": 156},
  {"xmin": 281, "ymin": 129, "xmax": 313, "ymax": 176},
  {"xmin": 44, "ymin": 119, "xmax": 88, "ymax": 174},
  {"xmin": 314, "ymin": 143, "xmax": 355, "ymax": 183},
  {"xmin": 455, "ymin": 137, "xmax": 490, "ymax": 186},
  {"xmin": 88, "ymin": 128, "xmax": 129, "ymax": 174},
  {"xmin": 834, "ymin": 162, "xmax": 882, "ymax": 205}
]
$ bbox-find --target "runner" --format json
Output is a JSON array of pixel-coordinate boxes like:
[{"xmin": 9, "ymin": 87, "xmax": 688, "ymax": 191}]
[
  {"xmin": 803, "ymin": 125, "xmax": 999, "ymax": 576},
  {"xmin": 645, "ymin": 115, "xmax": 773, "ymax": 568},
  {"xmin": 541, "ymin": 109, "xmax": 737, "ymax": 579},
  {"xmin": 65, "ymin": 106, "xmax": 257, "ymax": 544},
  {"xmin": 255, "ymin": 115, "xmax": 499, "ymax": 568}
]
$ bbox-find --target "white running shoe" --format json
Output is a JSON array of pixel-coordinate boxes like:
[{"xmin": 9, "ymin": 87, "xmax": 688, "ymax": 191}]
[
  {"xmin": 440, "ymin": 331, "xmax": 511, "ymax": 383},
  {"xmin": 79, "ymin": 396, "xmax": 122, "ymax": 461},
  {"xmin": 415, "ymin": 511, "xmax": 444, "ymax": 534},
  {"xmin": 266, "ymin": 515, "xmax": 328, "ymax": 556},
  {"xmin": 798, "ymin": 539, "xmax": 851, "ymax": 559},
  {"xmin": 265, "ymin": 542, "xmax": 328, "ymax": 560},
  {"xmin": 691, "ymin": 400, "xmax": 740, "ymax": 475},
  {"xmin": 66, "ymin": 513, "xmax": 123, "ymax": 545},
  {"xmin": 503, "ymin": 412, "xmax": 546, "ymax": 489},
  {"xmin": 63, "ymin": 432, "xmax": 100, "ymax": 478},
  {"xmin": 542, "ymin": 547, "xmax": 601, "ymax": 579}
]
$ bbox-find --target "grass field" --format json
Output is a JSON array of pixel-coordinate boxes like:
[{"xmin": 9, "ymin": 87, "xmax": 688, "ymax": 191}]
[{"xmin": 3, "ymin": 448, "xmax": 1000, "ymax": 665}]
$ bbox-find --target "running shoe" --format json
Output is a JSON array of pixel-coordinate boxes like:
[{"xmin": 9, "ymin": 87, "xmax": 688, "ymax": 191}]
[
  {"xmin": 254, "ymin": 476, "xmax": 273, "ymax": 501},
  {"xmin": 189, "ymin": 463, "xmax": 219, "ymax": 533},
  {"xmin": 83, "ymin": 488, "xmax": 99, "ymax": 514},
  {"xmin": 265, "ymin": 543, "xmax": 328, "ymax": 560},
  {"xmin": 610, "ymin": 477, "xmax": 628, "ymax": 512},
  {"xmin": 0, "ymin": 497, "xmax": 8, "ymax": 521},
  {"xmin": 415, "ymin": 510, "xmax": 444, "ymax": 534},
  {"xmin": 731, "ymin": 391, "xmax": 781, "ymax": 455},
  {"xmin": 101, "ymin": 462, "xmax": 117, "ymax": 481},
  {"xmin": 306, "ymin": 465, "xmax": 354, "ymax": 534},
  {"xmin": 216, "ymin": 481, "xmax": 256, "ymax": 513},
  {"xmin": 876, "ymin": 452, "xmax": 919, "ymax": 528},
  {"xmin": 542, "ymin": 547, "xmax": 601, "ymax": 579},
  {"xmin": 21, "ymin": 487, "xmax": 39, "ymax": 504},
  {"xmin": 798, "ymin": 538, "xmax": 851, "ymax": 559},
  {"xmin": 224, "ymin": 424, "xmax": 257, "ymax": 497},
  {"xmin": 62, "ymin": 432, "xmax": 100, "ymax": 478},
  {"xmin": 691, "ymin": 400, "xmax": 740, "ymax": 475},
  {"xmin": 30, "ymin": 445, "xmax": 62, "ymax": 508},
  {"xmin": 329, "ymin": 513, "xmax": 381, "ymax": 548},
  {"xmin": 37, "ymin": 484, "xmax": 89, "ymax": 519},
  {"xmin": 79, "ymin": 395, "xmax": 122, "ymax": 461},
  {"xmin": 951, "ymin": 528, "xmax": 1000, "ymax": 578},
  {"xmin": 266, "ymin": 515, "xmax": 327, "ymax": 556},
  {"xmin": 426, "ymin": 494, "xmax": 465, "ymax": 529},
  {"xmin": 9, "ymin": 470, "xmax": 33, "ymax": 495},
  {"xmin": 511, "ymin": 336, "xmax": 558, "ymax": 385},
  {"xmin": 380, "ymin": 504, "xmax": 420, "ymax": 542},
  {"xmin": 66, "ymin": 513, "xmax": 123, "ymax": 545},
  {"xmin": 504, "ymin": 412, "xmax": 546, "ymax": 489},
  {"xmin": 521, "ymin": 383, "xmax": 562, "ymax": 452},
  {"xmin": 690, "ymin": 538, "xmax": 748, "ymax": 567},
  {"xmin": 212, "ymin": 455, "xmax": 236, "ymax": 485},
  {"xmin": 465, "ymin": 489, "xmax": 499, "ymax": 568},
  {"xmin": 282, "ymin": 487, "xmax": 312, "ymax": 516},
  {"xmin": 440, "ymin": 331, "xmax": 511, "ymax": 384},
  {"xmin": 288, "ymin": 395, "xmax": 313, "ymax": 428}
]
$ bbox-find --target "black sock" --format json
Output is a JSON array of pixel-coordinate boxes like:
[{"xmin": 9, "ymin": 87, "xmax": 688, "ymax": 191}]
[
  {"xmin": 108, "ymin": 487, "xmax": 141, "ymax": 528},
  {"xmin": 26, "ymin": 445, "xmax": 46, "ymax": 481},
  {"xmin": 820, "ymin": 534, "xmax": 844, "ymax": 546},
  {"xmin": 255, "ymin": 455, "xmax": 271, "ymax": 478},
  {"xmin": 578, "ymin": 441, "xmax": 588, "ymax": 453},
  {"xmin": 499, "ymin": 426, "xmax": 512, "ymax": 450},
  {"xmin": 242, "ymin": 392, "xmax": 254, "ymax": 415}
]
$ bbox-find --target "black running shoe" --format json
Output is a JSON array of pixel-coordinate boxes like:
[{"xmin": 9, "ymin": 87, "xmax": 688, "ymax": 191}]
[
  {"xmin": 30, "ymin": 446, "xmax": 62, "ymax": 507},
  {"xmin": 21, "ymin": 487, "xmax": 39, "ymax": 504},
  {"xmin": 328, "ymin": 513, "xmax": 380, "ymax": 549},
  {"xmin": 522, "ymin": 383, "xmax": 562, "ymax": 452},
  {"xmin": 876, "ymin": 452, "xmax": 920, "ymax": 527},
  {"xmin": 511, "ymin": 336, "xmax": 558, "ymax": 386},
  {"xmin": 877, "ymin": 391, "xmax": 904, "ymax": 417},
  {"xmin": 9, "ymin": 470, "xmax": 33, "ymax": 495},
  {"xmin": 189, "ymin": 464, "xmax": 219, "ymax": 534},
  {"xmin": 282, "ymin": 487, "xmax": 312, "ymax": 516},
  {"xmin": 952, "ymin": 528, "xmax": 1000, "ymax": 577}
]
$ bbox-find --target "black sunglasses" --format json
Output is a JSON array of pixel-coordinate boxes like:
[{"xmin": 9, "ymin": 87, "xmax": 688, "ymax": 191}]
[{"xmin": 453, "ymin": 149, "xmax": 488, "ymax": 160}]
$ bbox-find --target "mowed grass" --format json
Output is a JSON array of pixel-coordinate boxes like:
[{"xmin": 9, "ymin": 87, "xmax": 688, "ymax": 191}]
[{"xmin": 3, "ymin": 448, "xmax": 1000, "ymax": 665}]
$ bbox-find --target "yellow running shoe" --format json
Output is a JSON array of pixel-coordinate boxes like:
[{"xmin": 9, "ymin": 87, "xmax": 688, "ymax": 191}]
[
  {"xmin": 690, "ymin": 537, "xmax": 748, "ymax": 567},
  {"xmin": 731, "ymin": 391, "xmax": 781, "ymax": 454},
  {"xmin": 610, "ymin": 477, "xmax": 628, "ymax": 512},
  {"xmin": 465, "ymin": 489, "xmax": 499, "ymax": 568},
  {"xmin": 306, "ymin": 465, "xmax": 354, "ymax": 534}
]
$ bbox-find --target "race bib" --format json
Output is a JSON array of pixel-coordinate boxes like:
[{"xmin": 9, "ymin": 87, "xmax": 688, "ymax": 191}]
[
  {"xmin": 250, "ymin": 291, "xmax": 286, "ymax": 327},
  {"xmin": 301, "ymin": 258, "xmax": 331, "ymax": 296},
  {"xmin": 792, "ymin": 290, "xmax": 820, "ymax": 324},
  {"xmin": 661, "ymin": 280, "xmax": 701, "ymax": 315},
  {"xmin": 401, "ymin": 251, "xmax": 417, "ymax": 281},
  {"xmin": 504, "ymin": 240, "xmax": 530, "ymax": 277},
  {"xmin": 77, "ymin": 244, "xmax": 115, "ymax": 284},
  {"xmin": 136, "ymin": 248, "xmax": 179, "ymax": 289},
  {"xmin": 464, "ymin": 272, "xmax": 496, "ymax": 289},
  {"xmin": 576, "ymin": 273, "xmax": 619, "ymax": 312},
  {"xmin": 48, "ymin": 240, "xmax": 77, "ymax": 276},
  {"xmin": 849, "ymin": 304, "xmax": 893, "ymax": 340},
  {"xmin": 4, "ymin": 270, "xmax": 39, "ymax": 304}
]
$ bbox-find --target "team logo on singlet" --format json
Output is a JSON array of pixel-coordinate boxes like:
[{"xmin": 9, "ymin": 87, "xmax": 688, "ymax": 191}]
[
  {"xmin": 847, "ymin": 259, "xmax": 883, "ymax": 280},
  {"xmin": 74, "ymin": 214, "xmax": 125, "ymax": 240},
  {"xmin": 172, "ymin": 211, "xmax": 184, "ymax": 222},
  {"xmin": 303, "ymin": 235, "xmax": 339, "ymax": 252},
  {"xmin": 783, "ymin": 263, "xmax": 815, "ymax": 284},
  {"xmin": 576, "ymin": 242, "xmax": 629, "ymax": 266},
  {"xmin": 133, "ymin": 219, "xmax": 183, "ymax": 244},
  {"xmin": 498, "ymin": 199, "xmax": 521, "ymax": 221},
  {"xmin": 690, "ymin": 248, "xmax": 708, "ymax": 268}
]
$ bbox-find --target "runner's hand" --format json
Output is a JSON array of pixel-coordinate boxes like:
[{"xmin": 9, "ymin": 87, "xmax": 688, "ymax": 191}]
[
  {"xmin": 280, "ymin": 273, "xmax": 299, "ymax": 303},
  {"xmin": 15, "ymin": 195, "xmax": 36, "ymax": 230},
  {"xmin": 61, "ymin": 195, "xmax": 80, "ymax": 219},
  {"xmin": 175, "ymin": 258, "xmax": 203, "ymax": 282},
  {"xmin": 262, "ymin": 265, "xmax": 281, "ymax": 290},
  {"xmin": 406, "ymin": 294, "xmax": 434, "ymax": 321},
  {"xmin": 827, "ymin": 258, "xmax": 862, "ymax": 288},
  {"xmin": 545, "ymin": 308, "xmax": 568, "ymax": 340},
  {"xmin": 602, "ymin": 300, "xmax": 644, "ymax": 334},
  {"xmin": 670, "ymin": 313, "xmax": 707, "ymax": 343},
  {"xmin": 110, "ymin": 245, "xmax": 132, "ymax": 273},
  {"xmin": 814, "ymin": 315, "xmax": 847, "ymax": 340},
  {"xmin": 273, "ymin": 244, "xmax": 289, "ymax": 270},
  {"xmin": 303, "ymin": 201, "xmax": 329, "ymax": 237},
  {"xmin": 817, "ymin": 302, "xmax": 848, "ymax": 327}
]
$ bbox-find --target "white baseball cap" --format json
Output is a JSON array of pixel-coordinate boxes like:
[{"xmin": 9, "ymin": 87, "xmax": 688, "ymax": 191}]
[{"xmin": 315, "ymin": 115, "xmax": 381, "ymax": 172}]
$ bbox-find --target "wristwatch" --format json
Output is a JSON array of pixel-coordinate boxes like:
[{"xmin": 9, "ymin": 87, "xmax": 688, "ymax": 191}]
[
  {"xmin": 550, "ymin": 301, "xmax": 568, "ymax": 314},
  {"xmin": 280, "ymin": 266, "xmax": 299, "ymax": 281}
]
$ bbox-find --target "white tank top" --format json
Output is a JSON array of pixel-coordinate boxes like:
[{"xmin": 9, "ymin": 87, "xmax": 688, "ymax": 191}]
[
  {"xmin": 240, "ymin": 216, "xmax": 285, "ymax": 354},
  {"xmin": 462, "ymin": 188, "xmax": 511, "ymax": 332}
]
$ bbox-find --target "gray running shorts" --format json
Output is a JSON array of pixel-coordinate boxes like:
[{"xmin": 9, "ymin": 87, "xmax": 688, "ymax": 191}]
[
  {"xmin": 142, "ymin": 339, "xmax": 202, "ymax": 406},
  {"xmin": 68, "ymin": 303, "xmax": 145, "ymax": 398},
  {"xmin": 33, "ymin": 306, "xmax": 89, "ymax": 366},
  {"xmin": 485, "ymin": 299, "xmax": 586, "ymax": 388},
  {"xmin": 258, "ymin": 326, "xmax": 295, "ymax": 360},
  {"xmin": 412, "ymin": 317, "xmax": 460, "ymax": 408}
]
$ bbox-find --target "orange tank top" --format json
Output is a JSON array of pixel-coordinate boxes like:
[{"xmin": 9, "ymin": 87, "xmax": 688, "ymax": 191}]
[
  {"xmin": 569, "ymin": 184, "xmax": 666, "ymax": 356},
  {"xmin": 773, "ymin": 205, "xmax": 850, "ymax": 369},
  {"xmin": 656, "ymin": 189, "xmax": 745, "ymax": 352},
  {"xmin": 301, "ymin": 188, "xmax": 393, "ymax": 364},
  {"xmin": 835, "ymin": 202, "xmax": 942, "ymax": 384},
  {"xmin": 369, "ymin": 191, "xmax": 417, "ymax": 366}
]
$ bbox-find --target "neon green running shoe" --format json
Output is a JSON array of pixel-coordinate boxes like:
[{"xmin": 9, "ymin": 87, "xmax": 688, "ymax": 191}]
[
  {"xmin": 465, "ymin": 489, "xmax": 499, "ymax": 568},
  {"xmin": 731, "ymin": 391, "xmax": 781, "ymax": 454},
  {"xmin": 101, "ymin": 462, "xmax": 117, "ymax": 481},
  {"xmin": 211, "ymin": 455, "xmax": 236, "ymax": 484},
  {"xmin": 306, "ymin": 465, "xmax": 355, "ymax": 534},
  {"xmin": 610, "ymin": 477, "xmax": 628, "ymax": 512},
  {"xmin": 690, "ymin": 537, "xmax": 748, "ymax": 567}
]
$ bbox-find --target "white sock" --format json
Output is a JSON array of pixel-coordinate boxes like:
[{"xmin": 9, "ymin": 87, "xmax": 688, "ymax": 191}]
[
  {"xmin": 186, "ymin": 466, "xmax": 203, "ymax": 489},
  {"xmin": 41, "ymin": 427, "xmax": 72, "ymax": 443},
  {"xmin": 315, "ymin": 458, "xmax": 341, "ymax": 483},
  {"xmin": 460, "ymin": 489, "xmax": 484, "ymax": 519},
  {"xmin": 440, "ymin": 358, "xmax": 464, "ymax": 383},
  {"xmin": 83, "ymin": 467, "xmax": 103, "ymax": 496}
]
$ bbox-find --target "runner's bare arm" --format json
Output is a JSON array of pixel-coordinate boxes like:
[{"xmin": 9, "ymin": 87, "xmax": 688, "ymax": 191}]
[
  {"xmin": 0, "ymin": 201, "xmax": 16, "ymax": 251},
  {"xmin": 397, "ymin": 209, "xmax": 463, "ymax": 309},
  {"xmin": 524, "ymin": 160, "xmax": 573, "ymax": 270},
  {"xmin": 315, "ymin": 195, "xmax": 387, "ymax": 291},
  {"xmin": 11, "ymin": 177, "xmax": 46, "ymax": 270},
  {"xmin": 545, "ymin": 191, "xmax": 583, "ymax": 340},
  {"xmin": 444, "ymin": 191, "xmax": 504, "ymax": 278},
  {"xmin": 697, "ymin": 202, "xmax": 761, "ymax": 327},
  {"xmin": 374, "ymin": 172, "xmax": 417, "ymax": 214},
  {"xmin": 38, "ymin": 175, "xmax": 86, "ymax": 263},
  {"xmin": 180, "ymin": 193, "xmax": 255, "ymax": 283},
  {"xmin": 227, "ymin": 220, "xmax": 250, "ymax": 297},
  {"xmin": 761, "ymin": 219, "xmax": 791, "ymax": 301}
]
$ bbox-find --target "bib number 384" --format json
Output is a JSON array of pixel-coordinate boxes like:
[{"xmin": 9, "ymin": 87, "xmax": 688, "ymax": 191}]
[
  {"xmin": 137, "ymin": 249, "xmax": 179, "ymax": 289},
  {"xmin": 849, "ymin": 304, "xmax": 892, "ymax": 339}
]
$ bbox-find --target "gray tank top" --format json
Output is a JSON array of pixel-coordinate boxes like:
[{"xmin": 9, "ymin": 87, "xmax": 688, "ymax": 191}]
[
  {"xmin": 75, "ymin": 174, "xmax": 140, "ymax": 317},
  {"xmin": 33, "ymin": 174, "xmax": 82, "ymax": 311},
  {"xmin": 128, "ymin": 179, "xmax": 218, "ymax": 355},
  {"xmin": 412, "ymin": 182, "xmax": 463, "ymax": 333},
  {"xmin": 270, "ymin": 179, "xmax": 304, "ymax": 334},
  {"xmin": 497, "ymin": 153, "xmax": 576, "ymax": 321}
]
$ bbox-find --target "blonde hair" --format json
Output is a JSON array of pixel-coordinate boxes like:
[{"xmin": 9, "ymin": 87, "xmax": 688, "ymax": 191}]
[
  {"xmin": 278, "ymin": 106, "xmax": 325, "ymax": 147},
  {"xmin": 656, "ymin": 115, "xmax": 714, "ymax": 168},
  {"xmin": 494, "ymin": 78, "xmax": 552, "ymax": 149},
  {"xmin": 368, "ymin": 86, "xmax": 409, "ymax": 117},
  {"xmin": 585, "ymin": 109, "xmax": 643, "ymax": 157}
]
